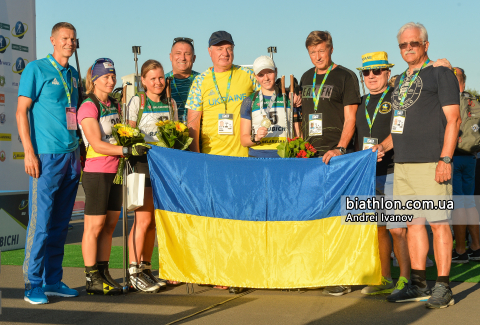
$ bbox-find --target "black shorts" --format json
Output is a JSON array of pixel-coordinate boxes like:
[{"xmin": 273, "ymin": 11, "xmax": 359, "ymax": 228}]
[
  {"xmin": 128, "ymin": 155, "xmax": 151, "ymax": 187},
  {"xmin": 82, "ymin": 172, "xmax": 122, "ymax": 215}
]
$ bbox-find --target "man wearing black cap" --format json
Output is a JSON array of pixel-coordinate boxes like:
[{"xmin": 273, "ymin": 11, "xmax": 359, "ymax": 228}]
[{"xmin": 186, "ymin": 31, "xmax": 259, "ymax": 158}]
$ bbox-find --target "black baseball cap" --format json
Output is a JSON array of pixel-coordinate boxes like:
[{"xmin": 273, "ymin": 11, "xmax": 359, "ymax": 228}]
[{"xmin": 208, "ymin": 31, "xmax": 234, "ymax": 47}]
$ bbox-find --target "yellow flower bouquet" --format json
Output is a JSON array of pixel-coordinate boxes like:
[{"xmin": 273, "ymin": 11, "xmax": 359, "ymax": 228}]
[
  {"xmin": 155, "ymin": 120, "xmax": 192, "ymax": 150},
  {"xmin": 112, "ymin": 123, "xmax": 146, "ymax": 184}
]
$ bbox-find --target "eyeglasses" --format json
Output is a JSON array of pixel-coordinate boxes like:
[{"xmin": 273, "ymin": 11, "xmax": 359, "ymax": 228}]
[
  {"xmin": 362, "ymin": 68, "xmax": 388, "ymax": 77},
  {"xmin": 92, "ymin": 58, "xmax": 114, "ymax": 70},
  {"xmin": 453, "ymin": 67, "xmax": 464, "ymax": 76},
  {"xmin": 173, "ymin": 37, "xmax": 194, "ymax": 48},
  {"xmin": 398, "ymin": 41, "xmax": 425, "ymax": 50}
]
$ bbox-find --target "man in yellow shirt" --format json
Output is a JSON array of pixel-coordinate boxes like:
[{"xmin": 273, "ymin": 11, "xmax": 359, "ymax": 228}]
[{"xmin": 186, "ymin": 31, "xmax": 259, "ymax": 157}]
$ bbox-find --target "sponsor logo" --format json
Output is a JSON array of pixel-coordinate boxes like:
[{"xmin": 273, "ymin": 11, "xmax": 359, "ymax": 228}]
[
  {"xmin": 0, "ymin": 23, "xmax": 10, "ymax": 31},
  {"xmin": 13, "ymin": 152, "xmax": 25, "ymax": 159},
  {"xmin": 12, "ymin": 57, "xmax": 28, "ymax": 74},
  {"xmin": 52, "ymin": 78, "xmax": 60, "ymax": 85},
  {"xmin": 11, "ymin": 21, "xmax": 28, "ymax": 39},
  {"xmin": 379, "ymin": 102, "xmax": 392, "ymax": 114},
  {"xmin": 19, "ymin": 199, "xmax": 28, "ymax": 210},
  {"xmin": 0, "ymin": 234, "xmax": 20, "ymax": 247},
  {"xmin": 301, "ymin": 85, "xmax": 334, "ymax": 99},
  {"xmin": 0, "ymin": 35, "xmax": 11, "ymax": 53},
  {"xmin": 0, "ymin": 93, "xmax": 4, "ymax": 103},
  {"xmin": 12, "ymin": 81, "xmax": 18, "ymax": 87},
  {"xmin": 0, "ymin": 133, "xmax": 11, "ymax": 141},
  {"xmin": 0, "ymin": 59, "xmax": 12, "ymax": 66},
  {"xmin": 0, "ymin": 75, "xmax": 5, "ymax": 86},
  {"xmin": 12, "ymin": 44, "xmax": 28, "ymax": 52},
  {"xmin": 208, "ymin": 90, "xmax": 216, "ymax": 96},
  {"xmin": 0, "ymin": 150, "xmax": 5, "ymax": 161},
  {"xmin": 0, "ymin": 112, "xmax": 5, "ymax": 124}
]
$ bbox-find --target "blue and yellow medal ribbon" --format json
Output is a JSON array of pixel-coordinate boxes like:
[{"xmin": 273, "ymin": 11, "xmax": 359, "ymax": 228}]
[
  {"xmin": 312, "ymin": 63, "xmax": 334, "ymax": 112},
  {"xmin": 397, "ymin": 59, "xmax": 430, "ymax": 107},
  {"xmin": 365, "ymin": 86, "xmax": 390, "ymax": 137},
  {"xmin": 211, "ymin": 67, "xmax": 233, "ymax": 114},
  {"xmin": 47, "ymin": 54, "xmax": 73, "ymax": 107}
]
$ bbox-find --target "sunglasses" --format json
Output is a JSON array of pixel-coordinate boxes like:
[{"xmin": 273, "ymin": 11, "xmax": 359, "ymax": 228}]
[
  {"xmin": 92, "ymin": 58, "xmax": 114, "ymax": 70},
  {"xmin": 454, "ymin": 67, "xmax": 464, "ymax": 76},
  {"xmin": 173, "ymin": 37, "xmax": 194, "ymax": 48},
  {"xmin": 398, "ymin": 41, "xmax": 425, "ymax": 50},
  {"xmin": 362, "ymin": 68, "xmax": 388, "ymax": 77}
]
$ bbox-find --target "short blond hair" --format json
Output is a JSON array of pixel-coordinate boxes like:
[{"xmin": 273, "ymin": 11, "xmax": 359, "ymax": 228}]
[
  {"xmin": 305, "ymin": 31, "xmax": 333, "ymax": 49},
  {"xmin": 51, "ymin": 22, "xmax": 76, "ymax": 36}
]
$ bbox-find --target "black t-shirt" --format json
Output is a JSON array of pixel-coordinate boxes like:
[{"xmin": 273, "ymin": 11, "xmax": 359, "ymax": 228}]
[
  {"xmin": 391, "ymin": 65, "xmax": 460, "ymax": 163},
  {"xmin": 299, "ymin": 65, "xmax": 361, "ymax": 155},
  {"xmin": 355, "ymin": 89, "xmax": 394, "ymax": 175}
]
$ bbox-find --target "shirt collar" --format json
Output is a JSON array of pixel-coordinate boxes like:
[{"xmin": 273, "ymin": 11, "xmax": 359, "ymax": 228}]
[{"xmin": 48, "ymin": 53, "xmax": 71, "ymax": 72}]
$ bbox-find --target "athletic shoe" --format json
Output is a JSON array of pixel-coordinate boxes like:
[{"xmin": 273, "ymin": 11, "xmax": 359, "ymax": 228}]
[
  {"xmin": 42, "ymin": 281, "xmax": 78, "ymax": 297},
  {"xmin": 391, "ymin": 276, "xmax": 409, "ymax": 295},
  {"xmin": 361, "ymin": 276, "xmax": 394, "ymax": 295},
  {"xmin": 24, "ymin": 287, "xmax": 48, "ymax": 305},
  {"xmin": 386, "ymin": 282, "xmax": 431, "ymax": 302},
  {"xmin": 129, "ymin": 263, "xmax": 160, "ymax": 293},
  {"xmin": 425, "ymin": 283, "xmax": 454, "ymax": 309},
  {"xmin": 86, "ymin": 270, "xmax": 122, "ymax": 295},
  {"xmin": 229, "ymin": 287, "xmax": 245, "ymax": 294},
  {"xmin": 426, "ymin": 256, "xmax": 434, "ymax": 267},
  {"xmin": 140, "ymin": 262, "xmax": 166, "ymax": 290},
  {"xmin": 322, "ymin": 286, "xmax": 351, "ymax": 296},
  {"xmin": 467, "ymin": 248, "xmax": 480, "ymax": 261},
  {"xmin": 98, "ymin": 263, "xmax": 123, "ymax": 290},
  {"xmin": 452, "ymin": 250, "xmax": 469, "ymax": 264}
]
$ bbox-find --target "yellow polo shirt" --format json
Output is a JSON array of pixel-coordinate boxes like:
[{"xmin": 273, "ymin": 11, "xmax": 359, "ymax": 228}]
[{"xmin": 186, "ymin": 65, "xmax": 259, "ymax": 157}]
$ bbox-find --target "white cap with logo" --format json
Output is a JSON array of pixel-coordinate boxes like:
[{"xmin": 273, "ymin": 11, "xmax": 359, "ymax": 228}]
[{"xmin": 253, "ymin": 55, "xmax": 276, "ymax": 75}]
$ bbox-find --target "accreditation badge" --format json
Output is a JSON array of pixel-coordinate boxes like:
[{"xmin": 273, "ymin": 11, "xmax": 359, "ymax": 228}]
[
  {"xmin": 309, "ymin": 114, "xmax": 322, "ymax": 136},
  {"xmin": 362, "ymin": 137, "xmax": 378, "ymax": 150},
  {"xmin": 391, "ymin": 109, "xmax": 406, "ymax": 134},
  {"xmin": 66, "ymin": 107, "xmax": 77, "ymax": 130},
  {"xmin": 218, "ymin": 113, "xmax": 234, "ymax": 135}
]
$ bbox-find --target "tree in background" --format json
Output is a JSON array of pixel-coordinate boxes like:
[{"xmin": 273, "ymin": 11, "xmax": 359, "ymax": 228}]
[{"xmin": 466, "ymin": 87, "xmax": 480, "ymax": 97}]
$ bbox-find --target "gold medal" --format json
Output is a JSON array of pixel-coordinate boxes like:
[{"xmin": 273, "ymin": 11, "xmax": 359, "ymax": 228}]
[{"xmin": 260, "ymin": 115, "xmax": 271, "ymax": 128}]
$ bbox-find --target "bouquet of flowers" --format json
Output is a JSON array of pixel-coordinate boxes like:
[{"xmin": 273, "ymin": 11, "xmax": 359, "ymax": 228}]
[
  {"xmin": 111, "ymin": 123, "xmax": 146, "ymax": 184},
  {"xmin": 277, "ymin": 137, "xmax": 317, "ymax": 158},
  {"xmin": 155, "ymin": 120, "xmax": 193, "ymax": 150}
]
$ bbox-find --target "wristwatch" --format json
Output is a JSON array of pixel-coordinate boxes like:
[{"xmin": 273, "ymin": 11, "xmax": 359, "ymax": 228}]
[
  {"xmin": 251, "ymin": 134, "xmax": 261, "ymax": 145},
  {"xmin": 335, "ymin": 147, "xmax": 346, "ymax": 155},
  {"xmin": 439, "ymin": 156, "xmax": 452, "ymax": 164},
  {"xmin": 122, "ymin": 146, "xmax": 130, "ymax": 156}
]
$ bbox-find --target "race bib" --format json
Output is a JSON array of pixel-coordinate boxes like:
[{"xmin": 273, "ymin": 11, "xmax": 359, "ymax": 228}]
[
  {"xmin": 66, "ymin": 107, "xmax": 77, "ymax": 130},
  {"xmin": 391, "ymin": 109, "xmax": 406, "ymax": 134},
  {"xmin": 309, "ymin": 114, "xmax": 322, "ymax": 136},
  {"xmin": 218, "ymin": 114, "xmax": 234, "ymax": 135},
  {"xmin": 362, "ymin": 137, "xmax": 378, "ymax": 150}
]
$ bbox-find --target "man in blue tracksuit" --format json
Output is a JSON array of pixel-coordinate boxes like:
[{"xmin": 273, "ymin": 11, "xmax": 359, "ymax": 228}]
[{"xmin": 16, "ymin": 22, "xmax": 81, "ymax": 304}]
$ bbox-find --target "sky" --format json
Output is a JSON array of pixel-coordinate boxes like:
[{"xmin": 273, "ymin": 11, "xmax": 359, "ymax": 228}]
[{"xmin": 35, "ymin": 0, "xmax": 480, "ymax": 92}]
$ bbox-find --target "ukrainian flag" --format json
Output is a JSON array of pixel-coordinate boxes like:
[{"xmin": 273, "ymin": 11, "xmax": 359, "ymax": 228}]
[{"xmin": 148, "ymin": 147, "xmax": 380, "ymax": 289}]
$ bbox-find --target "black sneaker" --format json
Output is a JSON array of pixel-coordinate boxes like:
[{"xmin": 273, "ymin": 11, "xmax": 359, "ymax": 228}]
[
  {"xmin": 85, "ymin": 270, "xmax": 122, "ymax": 296},
  {"xmin": 140, "ymin": 262, "xmax": 166, "ymax": 290},
  {"xmin": 98, "ymin": 263, "xmax": 123, "ymax": 290},
  {"xmin": 322, "ymin": 286, "xmax": 351, "ymax": 296},
  {"xmin": 425, "ymin": 283, "xmax": 454, "ymax": 309},
  {"xmin": 452, "ymin": 250, "xmax": 469, "ymax": 264},
  {"xmin": 386, "ymin": 281, "xmax": 431, "ymax": 302},
  {"xmin": 467, "ymin": 248, "xmax": 480, "ymax": 261}
]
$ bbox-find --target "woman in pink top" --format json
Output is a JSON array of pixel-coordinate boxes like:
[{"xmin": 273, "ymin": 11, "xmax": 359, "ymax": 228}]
[{"xmin": 77, "ymin": 58, "xmax": 149, "ymax": 296}]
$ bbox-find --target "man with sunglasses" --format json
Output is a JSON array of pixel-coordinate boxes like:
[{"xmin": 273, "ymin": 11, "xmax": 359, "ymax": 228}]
[
  {"xmin": 16, "ymin": 22, "xmax": 81, "ymax": 304},
  {"xmin": 379, "ymin": 22, "xmax": 460, "ymax": 309},
  {"xmin": 355, "ymin": 52, "xmax": 412, "ymax": 298},
  {"xmin": 165, "ymin": 38, "xmax": 199, "ymax": 123}
]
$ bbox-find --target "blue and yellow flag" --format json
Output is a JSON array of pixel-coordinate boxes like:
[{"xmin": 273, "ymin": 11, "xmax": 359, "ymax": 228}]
[{"xmin": 148, "ymin": 147, "xmax": 380, "ymax": 289}]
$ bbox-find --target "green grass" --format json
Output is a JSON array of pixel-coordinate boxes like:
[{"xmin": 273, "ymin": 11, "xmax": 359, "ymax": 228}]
[
  {"xmin": 3, "ymin": 245, "xmax": 480, "ymax": 283},
  {"xmin": 2, "ymin": 244, "xmax": 159, "ymax": 270}
]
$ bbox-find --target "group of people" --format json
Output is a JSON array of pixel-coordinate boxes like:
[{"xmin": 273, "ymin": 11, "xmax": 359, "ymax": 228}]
[{"xmin": 16, "ymin": 20, "xmax": 479, "ymax": 310}]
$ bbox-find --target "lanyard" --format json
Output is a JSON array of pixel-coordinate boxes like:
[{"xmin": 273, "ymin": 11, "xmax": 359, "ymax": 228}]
[
  {"xmin": 211, "ymin": 67, "xmax": 233, "ymax": 114},
  {"xmin": 365, "ymin": 87, "xmax": 390, "ymax": 136},
  {"xmin": 259, "ymin": 91, "xmax": 277, "ymax": 117},
  {"xmin": 312, "ymin": 63, "xmax": 334, "ymax": 112},
  {"xmin": 47, "ymin": 54, "xmax": 73, "ymax": 107},
  {"xmin": 397, "ymin": 59, "xmax": 430, "ymax": 107},
  {"xmin": 171, "ymin": 73, "xmax": 193, "ymax": 109}
]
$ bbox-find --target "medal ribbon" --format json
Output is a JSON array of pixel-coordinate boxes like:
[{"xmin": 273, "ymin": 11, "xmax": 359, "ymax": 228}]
[
  {"xmin": 259, "ymin": 91, "xmax": 277, "ymax": 118},
  {"xmin": 211, "ymin": 67, "xmax": 233, "ymax": 114},
  {"xmin": 312, "ymin": 63, "xmax": 334, "ymax": 112},
  {"xmin": 397, "ymin": 59, "xmax": 430, "ymax": 107},
  {"xmin": 365, "ymin": 87, "xmax": 390, "ymax": 137},
  {"xmin": 47, "ymin": 54, "xmax": 73, "ymax": 107}
]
